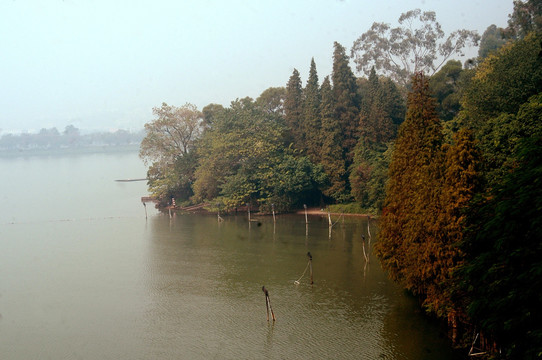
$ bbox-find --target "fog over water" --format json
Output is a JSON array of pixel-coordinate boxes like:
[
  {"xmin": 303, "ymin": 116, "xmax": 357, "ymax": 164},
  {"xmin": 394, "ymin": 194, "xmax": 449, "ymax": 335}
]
[{"xmin": 0, "ymin": 151, "xmax": 461, "ymax": 359}]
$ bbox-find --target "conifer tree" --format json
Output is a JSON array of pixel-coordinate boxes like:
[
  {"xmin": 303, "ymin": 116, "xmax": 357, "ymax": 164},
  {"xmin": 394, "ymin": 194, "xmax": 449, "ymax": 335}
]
[
  {"xmin": 425, "ymin": 128, "xmax": 480, "ymax": 325},
  {"xmin": 284, "ymin": 68, "xmax": 304, "ymax": 150},
  {"xmin": 376, "ymin": 73, "xmax": 444, "ymax": 294},
  {"xmin": 350, "ymin": 69, "xmax": 403, "ymax": 212},
  {"xmin": 358, "ymin": 68, "xmax": 395, "ymax": 143},
  {"xmin": 332, "ymin": 41, "xmax": 361, "ymax": 160},
  {"xmin": 319, "ymin": 76, "xmax": 348, "ymax": 201},
  {"xmin": 303, "ymin": 58, "xmax": 322, "ymax": 162}
]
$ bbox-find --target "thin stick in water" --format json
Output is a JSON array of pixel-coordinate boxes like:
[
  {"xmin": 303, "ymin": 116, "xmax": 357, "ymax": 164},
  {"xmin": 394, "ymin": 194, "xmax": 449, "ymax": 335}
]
[
  {"xmin": 308, "ymin": 252, "xmax": 313, "ymax": 285},
  {"xmin": 262, "ymin": 286, "xmax": 276, "ymax": 322}
]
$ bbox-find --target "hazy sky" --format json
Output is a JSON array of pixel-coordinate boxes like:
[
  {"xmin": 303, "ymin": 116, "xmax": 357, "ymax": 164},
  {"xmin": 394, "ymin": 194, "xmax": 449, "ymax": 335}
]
[{"xmin": 1, "ymin": 0, "xmax": 513, "ymax": 133}]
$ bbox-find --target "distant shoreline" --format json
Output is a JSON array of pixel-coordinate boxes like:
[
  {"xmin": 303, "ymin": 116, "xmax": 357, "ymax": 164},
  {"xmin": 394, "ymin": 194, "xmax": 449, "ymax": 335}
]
[{"xmin": 0, "ymin": 144, "xmax": 140, "ymax": 158}]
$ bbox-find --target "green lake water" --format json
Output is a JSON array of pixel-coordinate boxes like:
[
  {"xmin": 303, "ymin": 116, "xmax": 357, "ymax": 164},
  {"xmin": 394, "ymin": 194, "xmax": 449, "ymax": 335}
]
[{"xmin": 0, "ymin": 151, "xmax": 460, "ymax": 359}]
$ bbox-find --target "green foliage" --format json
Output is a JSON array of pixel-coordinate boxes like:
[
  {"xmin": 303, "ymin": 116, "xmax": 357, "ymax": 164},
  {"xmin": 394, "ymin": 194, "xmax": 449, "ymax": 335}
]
[
  {"xmin": 429, "ymin": 60, "xmax": 471, "ymax": 122},
  {"xmin": 478, "ymin": 24, "xmax": 508, "ymax": 59},
  {"xmin": 332, "ymin": 41, "xmax": 361, "ymax": 159},
  {"xmin": 379, "ymin": 77, "xmax": 407, "ymax": 127},
  {"xmin": 284, "ymin": 68, "xmax": 304, "ymax": 149},
  {"xmin": 359, "ymin": 68, "xmax": 395, "ymax": 143},
  {"xmin": 255, "ymin": 87, "xmax": 286, "ymax": 117},
  {"xmin": 303, "ymin": 58, "xmax": 322, "ymax": 162},
  {"xmin": 140, "ymin": 102, "xmax": 203, "ymax": 203},
  {"xmin": 327, "ymin": 202, "xmax": 367, "ymax": 215},
  {"xmin": 201, "ymin": 103, "xmax": 225, "ymax": 128},
  {"xmin": 261, "ymin": 154, "xmax": 327, "ymax": 211},
  {"xmin": 147, "ymin": 151, "xmax": 198, "ymax": 205},
  {"xmin": 140, "ymin": 103, "xmax": 203, "ymax": 163},
  {"xmin": 477, "ymin": 93, "xmax": 542, "ymax": 190},
  {"xmin": 461, "ymin": 32, "xmax": 542, "ymax": 127},
  {"xmin": 460, "ymin": 136, "xmax": 542, "ymax": 359},
  {"xmin": 349, "ymin": 139, "xmax": 393, "ymax": 213},
  {"xmin": 351, "ymin": 67, "xmax": 401, "ymax": 210},
  {"xmin": 319, "ymin": 76, "xmax": 348, "ymax": 202},
  {"xmin": 353, "ymin": 70, "xmax": 405, "ymax": 211},
  {"xmin": 192, "ymin": 97, "xmax": 324, "ymax": 211}
]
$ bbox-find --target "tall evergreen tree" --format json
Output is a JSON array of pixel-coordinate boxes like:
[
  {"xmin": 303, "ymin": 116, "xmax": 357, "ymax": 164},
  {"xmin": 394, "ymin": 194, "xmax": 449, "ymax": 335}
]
[
  {"xmin": 376, "ymin": 73, "xmax": 444, "ymax": 295},
  {"xmin": 303, "ymin": 58, "xmax": 322, "ymax": 162},
  {"xmin": 332, "ymin": 41, "xmax": 361, "ymax": 160},
  {"xmin": 428, "ymin": 128, "xmax": 480, "ymax": 329},
  {"xmin": 358, "ymin": 68, "xmax": 395, "ymax": 143},
  {"xmin": 284, "ymin": 68, "xmax": 304, "ymax": 150},
  {"xmin": 350, "ymin": 69, "xmax": 404, "ymax": 212},
  {"xmin": 319, "ymin": 76, "xmax": 348, "ymax": 201}
]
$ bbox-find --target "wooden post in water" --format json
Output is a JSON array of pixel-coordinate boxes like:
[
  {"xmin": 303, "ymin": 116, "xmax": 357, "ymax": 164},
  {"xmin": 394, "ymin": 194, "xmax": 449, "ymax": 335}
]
[
  {"xmin": 328, "ymin": 210, "xmax": 332, "ymax": 238},
  {"xmin": 142, "ymin": 201, "xmax": 147, "ymax": 219},
  {"xmin": 303, "ymin": 204, "xmax": 308, "ymax": 224},
  {"xmin": 272, "ymin": 203, "xmax": 276, "ymax": 234},
  {"xmin": 361, "ymin": 235, "xmax": 369, "ymax": 263},
  {"xmin": 247, "ymin": 203, "xmax": 251, "ymax": 222},
  {"xmin": 367, "ymin": 215, "xmax": 372, "ymax": 248},
  {"xmin": 307, "ymin": 252, "xmax": 313, "ymax": 285},
  {"xmin": 262, "ymin": 286, "xmax": 276, "ymax": 322}
]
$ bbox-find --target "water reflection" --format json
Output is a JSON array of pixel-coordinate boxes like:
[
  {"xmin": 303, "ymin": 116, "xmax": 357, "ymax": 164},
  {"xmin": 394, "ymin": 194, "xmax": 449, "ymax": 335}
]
[
  {"xmin": 0, "ymin": 152, "xmax": 460, "ymax": 359},
  {"xmin": 142, "ymin": 213, "xmax": 459, "ymax": 359}
]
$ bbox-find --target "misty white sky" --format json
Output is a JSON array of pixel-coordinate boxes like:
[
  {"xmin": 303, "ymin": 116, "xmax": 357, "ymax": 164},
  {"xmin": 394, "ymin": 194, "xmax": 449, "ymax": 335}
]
[{"xmin": 1, "ymin": 0, "xmax": 513, "ymax": 134}]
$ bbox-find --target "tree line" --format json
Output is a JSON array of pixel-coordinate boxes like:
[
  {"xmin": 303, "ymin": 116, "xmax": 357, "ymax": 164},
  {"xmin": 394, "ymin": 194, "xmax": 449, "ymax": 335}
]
[
  {"xmin": 0, "ymin": 125, "xmax": 144, "ymax": 151},
  {"xmin": 140, "ymin": 1, "xmax": 542, "ymax": 358}
]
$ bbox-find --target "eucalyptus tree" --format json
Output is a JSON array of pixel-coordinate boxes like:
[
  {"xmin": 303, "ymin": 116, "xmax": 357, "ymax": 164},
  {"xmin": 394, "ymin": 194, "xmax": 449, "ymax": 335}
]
[
  {"xmin": 503, "ymin": 0, "xmax": 542, "ymax": 39},
  {"xmin": 351, "ymin": 9, "xmax": 480, "ymax": 89}
]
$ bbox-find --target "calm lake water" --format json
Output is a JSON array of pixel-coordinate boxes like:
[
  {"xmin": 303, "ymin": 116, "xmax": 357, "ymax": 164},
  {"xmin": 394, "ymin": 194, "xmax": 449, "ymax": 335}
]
[{"xmin": 0, "ymin": 151, "xmax": 460, "ymax": 359}]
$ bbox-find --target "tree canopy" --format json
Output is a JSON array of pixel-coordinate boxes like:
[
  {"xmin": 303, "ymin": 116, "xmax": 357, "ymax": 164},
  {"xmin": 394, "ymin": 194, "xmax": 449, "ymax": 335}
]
[
  {"xmin": 351, "ymin": 9, "xmax": 480, "ymax": 89},
  {"xmin": 140, "ymin": 102, "xmax": 203, "ymax": 165},
  {"xmin": 192, "ymin": 97, "xmax": 325, "ymax": 211},
  {"xmin": 139, "ymin": 102, "xmax": 203, "ymax": 205},
  {"xmin": 139, "ymin": 6, "xmax": 542, "ymax": 356}
]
